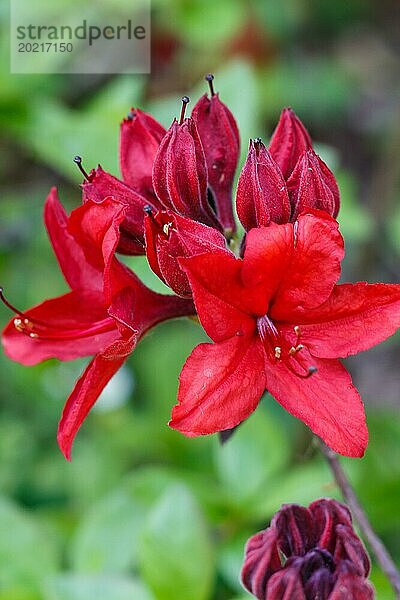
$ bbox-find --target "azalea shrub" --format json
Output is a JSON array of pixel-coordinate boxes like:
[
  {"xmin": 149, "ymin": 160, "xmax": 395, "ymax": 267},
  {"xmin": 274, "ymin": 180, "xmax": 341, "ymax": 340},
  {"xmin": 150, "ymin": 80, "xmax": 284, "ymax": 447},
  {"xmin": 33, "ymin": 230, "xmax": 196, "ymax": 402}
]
[{"xmin": 1, "ymin": 71, "xmax": 400, "ymax": 600}]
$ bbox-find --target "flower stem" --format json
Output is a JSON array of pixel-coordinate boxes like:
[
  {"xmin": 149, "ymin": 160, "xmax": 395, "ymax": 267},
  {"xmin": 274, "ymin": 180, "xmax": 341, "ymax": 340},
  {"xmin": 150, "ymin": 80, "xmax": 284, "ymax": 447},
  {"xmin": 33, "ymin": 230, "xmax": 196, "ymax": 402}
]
[{"xmin": 318, "ymin": 439, "xmax": 400, "ymax": 598}]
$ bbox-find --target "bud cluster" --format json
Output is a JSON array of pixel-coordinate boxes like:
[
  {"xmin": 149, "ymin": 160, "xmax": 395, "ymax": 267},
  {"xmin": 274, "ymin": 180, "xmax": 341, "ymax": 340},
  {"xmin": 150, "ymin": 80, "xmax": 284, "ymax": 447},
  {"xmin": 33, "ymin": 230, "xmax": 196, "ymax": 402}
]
[{"xmin": 241, "ymin": 499, "xmax": 374, "ymax": 599}]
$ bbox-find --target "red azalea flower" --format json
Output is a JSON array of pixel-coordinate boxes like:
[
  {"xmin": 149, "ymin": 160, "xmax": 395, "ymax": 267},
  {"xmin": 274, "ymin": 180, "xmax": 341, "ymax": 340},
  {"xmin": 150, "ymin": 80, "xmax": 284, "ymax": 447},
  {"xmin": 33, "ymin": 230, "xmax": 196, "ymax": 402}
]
[
  {"xmin": 81, "ymin": 164, "xmax": 162, "ymax": 256},
  {"xmin": 1, "ymin": 189, "xmax": 194, "ymax": 459},
  {"xmin": 241, "ymin": 498, "xmax": 374, "ymax": 599},
  {"xmin": 170, "ymin": 211, "xmax": 400, "ymax": 457}
]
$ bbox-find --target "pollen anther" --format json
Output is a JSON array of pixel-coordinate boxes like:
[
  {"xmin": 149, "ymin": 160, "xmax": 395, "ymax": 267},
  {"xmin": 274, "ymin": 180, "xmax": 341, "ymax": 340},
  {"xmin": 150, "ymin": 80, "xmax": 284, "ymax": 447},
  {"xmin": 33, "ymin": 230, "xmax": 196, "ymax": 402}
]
[
  {"xmin": 163, "ymin": 222, "xmax": 173, "ymax": 236},
  {"xmin": 274, "ymin": 346, "xmax": 282, "ymax": 359},
  {"xmin": 13, "ymin": 318, "xmax": 23, "ymax": 331}
]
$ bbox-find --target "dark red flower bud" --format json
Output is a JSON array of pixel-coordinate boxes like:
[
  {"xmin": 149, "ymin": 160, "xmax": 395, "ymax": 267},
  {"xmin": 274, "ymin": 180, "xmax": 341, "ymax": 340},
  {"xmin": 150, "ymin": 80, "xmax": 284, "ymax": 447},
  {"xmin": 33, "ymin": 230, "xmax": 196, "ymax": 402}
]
[
  {"xmin": 144, "ymin": 209, "xmax": 227, "ymax": 297},
  {"xmin": 329, "ymin": 562, "xmax": 374, "ymax": 600},
  {"xmin": 309, "ymin": 497, "xmax": 352, "ymax": 553},
  {"xmin": 274, "ymin": 504, "xmax": 315, "ymax": 557},
  {"xmin": 266, "ymin": 562, "xmax": 305, "ymax": 600},
  {"xmin": 287, "ymin": 150, "xmax": 340, "ymax": 220},
  {"xmin": 236, "ymin": 138, "xmax": 291, "ymax": 230},
  {"xmin": 268, "ymin": 107, "xmax": 312, "ymax": 179},
  {"xmin": 81, "ymin": 166, "xmax": 159, "ymax": 255},
  {"xmin": 241, "ymin": 499, "xmax": 374, "ymax": 600},
  {"xmin": 241, "ymin": 530, "xmax": 281, "ymax": 599},
  {"xmin": 152, "ymin": 108, "xmax": 220, "ymax": 230},
  {"xmin": 304, "ymin": 569, "xmax": 334, "ymax": 599},
  {"xmin": 333, "ymin": 525, "xmax": 371, "ymax": 577},
  {"xmin": 192, "ymin": 76, "xmax": 240, "ymax": 235},
  {"xmin": 119, "ymin": 108, "xmax": 166, "ymax": 203}
]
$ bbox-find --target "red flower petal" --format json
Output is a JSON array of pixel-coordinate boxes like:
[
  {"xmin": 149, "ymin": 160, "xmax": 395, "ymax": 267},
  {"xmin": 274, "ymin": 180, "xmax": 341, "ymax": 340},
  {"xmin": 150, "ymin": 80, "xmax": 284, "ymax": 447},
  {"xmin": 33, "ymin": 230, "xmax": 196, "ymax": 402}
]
[
  {"xmin": 170, "ymin": 336, "xmax": 265, "ymax": 435},
  {"xmin": 180, "ymin": 253, "xmax": 261, "ymax": 341},
  {"xmin": 241, "ymin": 223, "xmax": 294, "ymax": 290},
  {"xmin": 297, "ymin": 282, "xmax": 400, "ymax": 358},
  {"xmin": 56, "ymin": 283, "xmax": 194, "ymax": 461},
  {"xmin": 2, "ymin": 290, "xmax": 117, "ymax": 365},
  {"xmin": 119, "ymin": 108, "xmax": 166, "ymax": 202},
  {"xmin": 57, "ymin": 328, "xmax": 135, "ymax": 460},
  {"xmin": 67, "ymin": 198, "xmax": 127, "ymax": 300},
  {"xmin": 264, "ymin": 355, "xmax": 368, "ymax": 457},
  {"xmin": 268, "ymin": 213, "xmax": 344, "ymax": 318},
  {"xmin": 81, "ymin": 166, "xmax": 158, "ymax": 255},
  {"xmin": 242, "ymin": 213, "xmax": 344, "ymax": 316},
  {"xmin": 44, "ymin": 188, "xmax": 102, "ymax": 291}
]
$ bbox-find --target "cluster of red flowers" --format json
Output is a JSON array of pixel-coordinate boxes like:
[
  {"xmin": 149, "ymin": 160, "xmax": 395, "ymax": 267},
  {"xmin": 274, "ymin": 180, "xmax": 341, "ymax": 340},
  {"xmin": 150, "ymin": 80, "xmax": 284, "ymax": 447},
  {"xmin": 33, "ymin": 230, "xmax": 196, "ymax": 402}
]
[{"xmin": 2, "ymin": 75, "xmax": 400, "ymax": 462}]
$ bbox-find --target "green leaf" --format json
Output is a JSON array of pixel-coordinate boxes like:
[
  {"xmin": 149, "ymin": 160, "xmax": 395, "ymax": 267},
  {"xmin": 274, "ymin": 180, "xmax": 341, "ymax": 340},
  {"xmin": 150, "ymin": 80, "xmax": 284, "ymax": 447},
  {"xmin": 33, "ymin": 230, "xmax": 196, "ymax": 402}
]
[
  {"xmin": 70, "ymin": 488, "xmax": 146, "ymax": 573},
  {"xmin": 214, "ymin": 409, "xmax": 289, "ymax": 506},
  {"xmin": 0, "ymin": 497, "xmax": 59, "ymax": 593},
  {"xmin": 139, "ymin": 483, "xmax": 214, "ymax": 600},
  {"xmin": 43, "ymin": 574, "xmax": 154, "ymax": 600},
  {"xmin": 9, "ymin": 77, "xmax": 144, "ymax": 180},
  {"xmin": 71, "ymin": 465, "xmax": 185, "ymax": 573}
]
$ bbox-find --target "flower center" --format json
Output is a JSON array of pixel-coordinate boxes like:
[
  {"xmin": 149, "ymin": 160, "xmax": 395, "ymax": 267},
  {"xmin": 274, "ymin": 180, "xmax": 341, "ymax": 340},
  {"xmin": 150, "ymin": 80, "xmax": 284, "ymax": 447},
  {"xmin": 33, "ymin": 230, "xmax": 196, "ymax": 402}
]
[{"xmin": 256, "ymin": 314, "xmax": 317, "ymax": 379}]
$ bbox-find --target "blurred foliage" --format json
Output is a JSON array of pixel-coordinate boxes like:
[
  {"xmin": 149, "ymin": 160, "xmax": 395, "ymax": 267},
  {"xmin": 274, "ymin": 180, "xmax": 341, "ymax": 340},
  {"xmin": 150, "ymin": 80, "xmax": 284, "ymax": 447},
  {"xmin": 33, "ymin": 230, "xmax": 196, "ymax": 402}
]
[{"xmin": 1, "ymin": 0, "xmax": 400, "ymax": 598}]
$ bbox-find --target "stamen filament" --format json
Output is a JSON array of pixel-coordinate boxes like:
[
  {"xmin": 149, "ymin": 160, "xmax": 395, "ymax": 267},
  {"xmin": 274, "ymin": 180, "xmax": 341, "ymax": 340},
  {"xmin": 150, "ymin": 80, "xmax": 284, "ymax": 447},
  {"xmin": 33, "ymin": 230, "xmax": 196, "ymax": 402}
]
[
  {"xmin": 205, "ymin": 73, "xmax": 215, "ymax": 96},
  {"xmin": 1, "ymin": 286, "xmax": 115, "ymax": 341},
  {"xmin": 73, "ymin": 156, "xmax": 90, "ymax": 181},
  {"xmin": 179, "ymin": 96, "xmax": 190, "ymax": 125},
  {"xmin": 14, "ymin": 317, "xmax": 115, "ymax": 341}
]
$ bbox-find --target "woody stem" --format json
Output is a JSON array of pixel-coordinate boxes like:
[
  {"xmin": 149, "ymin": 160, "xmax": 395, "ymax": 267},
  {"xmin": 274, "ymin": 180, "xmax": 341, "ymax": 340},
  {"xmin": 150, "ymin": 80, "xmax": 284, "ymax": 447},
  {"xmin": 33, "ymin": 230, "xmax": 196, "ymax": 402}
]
[{"xmin": 318, "ymin": 439, "xmax": 400, "ymax": 597}]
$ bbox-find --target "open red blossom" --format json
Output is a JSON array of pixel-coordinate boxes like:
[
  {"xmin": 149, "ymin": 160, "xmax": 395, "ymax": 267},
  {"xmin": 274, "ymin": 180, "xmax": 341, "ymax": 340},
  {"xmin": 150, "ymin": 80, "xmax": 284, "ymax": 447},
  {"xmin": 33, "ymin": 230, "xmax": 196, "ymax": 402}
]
[
  {"xmin": 192, "ymin": 75, "xmax": 240, "ymax": 235},
  {"xmin": 1, "ymin": 189, "xmax": 194, "ymax": 460},
  {"xmin": 241, "ymin": 499, "xmax": 374, "ymax": 599},
  {"xmin": 170, "ymin": 211, "xmax": 400, "ymax": 457},
  {"xmin": 144, "ymin": 208, "xmax": 229, "ymax": 297}
]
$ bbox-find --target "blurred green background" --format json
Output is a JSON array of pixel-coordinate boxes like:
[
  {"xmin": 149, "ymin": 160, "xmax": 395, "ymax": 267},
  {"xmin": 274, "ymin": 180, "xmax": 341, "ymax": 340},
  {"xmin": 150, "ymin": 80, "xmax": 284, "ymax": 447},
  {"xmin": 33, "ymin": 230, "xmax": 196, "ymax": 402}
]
[{"xmin": 1, "ymin": 0, "xmax": 400, "ymax": 598}]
